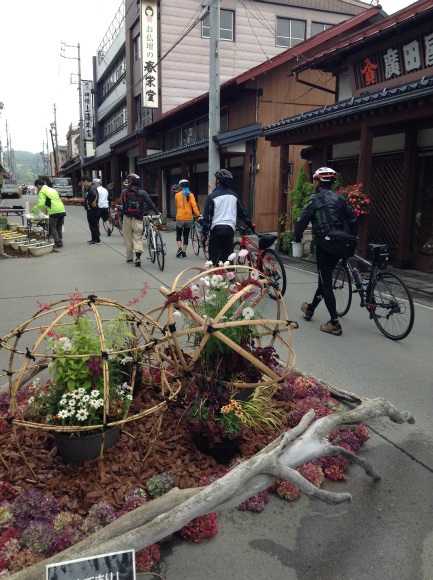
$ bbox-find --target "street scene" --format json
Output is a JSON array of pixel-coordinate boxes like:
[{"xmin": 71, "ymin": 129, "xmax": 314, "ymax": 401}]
[{"xmin": 1, "ymin": 0, "xmax": 433, "ymax": 577}]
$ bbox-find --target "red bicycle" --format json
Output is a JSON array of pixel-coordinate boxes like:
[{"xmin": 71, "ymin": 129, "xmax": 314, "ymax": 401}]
[{"xmin": 233, "ymin": 227, "xmax": 287, "ymax": 299}]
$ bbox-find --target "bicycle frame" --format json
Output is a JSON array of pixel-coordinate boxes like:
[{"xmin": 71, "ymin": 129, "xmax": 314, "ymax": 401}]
[{"xmin": 344, "ymin": 254, "xmax": 376, "ymax": 309}]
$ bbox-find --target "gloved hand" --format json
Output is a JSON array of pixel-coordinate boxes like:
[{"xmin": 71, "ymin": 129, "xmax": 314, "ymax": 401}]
[{"xmin": 198, "ymin": 215, "xmax": 203, "ymax": 223}]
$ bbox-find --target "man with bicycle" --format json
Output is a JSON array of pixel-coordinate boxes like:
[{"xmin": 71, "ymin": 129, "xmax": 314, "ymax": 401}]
[
  {"xmin": 121, "ymin": 173, "xmax": 159, "ymax": 267},
  {"xmin": 294, "ymin": 167, "xmax": 358, "ymax": 336},
  {"xmin": 202, "ymin": 169, "xmax": 254, "ymax": 266}
]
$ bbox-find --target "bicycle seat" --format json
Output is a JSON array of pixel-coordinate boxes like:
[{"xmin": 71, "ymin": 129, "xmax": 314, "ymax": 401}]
[{"xmin": 259, "ymin": 233, "xmax": 277, "ymax": 250}]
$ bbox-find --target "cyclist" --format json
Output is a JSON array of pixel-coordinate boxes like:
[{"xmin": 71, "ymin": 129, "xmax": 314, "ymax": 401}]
[
  {"xmin": 294, "ymin": 167, "xmax": 358, "ymax": 336},
  {"xmin": 202, "ymin": 169, "xmax": 254, "ymax": 266},
  {"xmin": 174, "ymin": 178, "xmax": 201, "ymax": 258},
  {"xmin": 121, "ymin": 173, "xmax": 159, "ymax": 267}
]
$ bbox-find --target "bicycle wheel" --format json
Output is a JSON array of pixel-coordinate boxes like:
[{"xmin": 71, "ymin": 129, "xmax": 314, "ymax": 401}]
[
  {"xmin": 115, "ymin": 215, "xmax": 123, "ymax": 236},
  {"xmin": 370, "ymin": 272, "xmax": 414, "ymax": 340},
  {"xmin": 232, "ymin": 241, "xmax": 250, "ymax": 266},
  {"xmin": 155, "ymin": 230, "xmax": 165, "ymax": 271},
  {"xmin": 332, "ymin": 259, "xmax": 352, "ymax": 317},
  {"xmin": 103, "ymin": 215, "xmax": 114, "ymax": 235},
  {"xmin": 260, "ymin": 249, "xmax": 287, "ymax": 299},
  {"xmin": 148, "ymin": 230, "xmax": 156, "ymax": 263},
  {"xmin": 191, "ymin": 223, "xmax": 200, "ymax": 255}
]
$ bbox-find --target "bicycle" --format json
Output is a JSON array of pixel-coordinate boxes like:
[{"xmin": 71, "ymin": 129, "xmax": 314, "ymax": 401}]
[
  {"xmin": 332, "ymin": 243, "xmax": 415, "ymax": 340},
  {"xmin": 103, "ymin": 205, "xmax": 123, "ymax": 236},
  {"xmin": 190, "ymin": 216, "xmax": 204, "ymax": 256},
  {"xmin": 233, "ymin": 226, "xmax": 287, "ymax": 299},
  {"xmin": 143, "ymin": 214, "xmax": 165, "ymax": 271}
]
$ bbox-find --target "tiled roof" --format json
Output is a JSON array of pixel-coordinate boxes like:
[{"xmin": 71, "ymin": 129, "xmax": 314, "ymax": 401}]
[
  {"xmin": 138, "ymin": 139, "xmax": 209, "ymax": 165},
  {"xmin": 262, "ymin": 76, "xmax": 433, "ymax": 138}
]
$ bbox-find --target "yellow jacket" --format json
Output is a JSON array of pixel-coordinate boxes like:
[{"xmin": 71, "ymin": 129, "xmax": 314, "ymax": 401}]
[{"xmin": 175, "ymin": 190, "xmax": 200, "ymax": 221}]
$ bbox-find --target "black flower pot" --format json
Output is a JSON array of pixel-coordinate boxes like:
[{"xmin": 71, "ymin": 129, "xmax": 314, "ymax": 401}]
[
  {"xmin": 54, "ymin": 426, "xmax": 121, "ymax": 466},
  {"xmin": 192, "ymin": 434, "xmax": 242, "ymax": 465}
]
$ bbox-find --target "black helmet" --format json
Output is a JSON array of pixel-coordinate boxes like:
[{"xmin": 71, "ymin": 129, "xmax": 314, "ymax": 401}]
[
  {"xmin": 126, "ymin": 173, "xmax": 140, "ymax": 186},
  {"xmin": 215, "ymin": 168, "xmax": 233, "ymax": 186}
]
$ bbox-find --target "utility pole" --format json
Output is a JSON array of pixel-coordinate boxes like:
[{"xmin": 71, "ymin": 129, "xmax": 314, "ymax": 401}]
[
  {"xmin": 61, "ymin": 42, "xmax": 85, "ymax": 170},
  {"xmin": 208, "ymin": 0, "xmax": 220, "ymax": 186},
  {"xmin": 50, "ymin": 103, "xmax": 60, "ymax": 176}
]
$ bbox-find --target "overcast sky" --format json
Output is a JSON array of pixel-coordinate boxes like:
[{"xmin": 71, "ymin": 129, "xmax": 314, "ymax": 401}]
[{"xmin": 0, "ymin": 0, "xmax": 415, "ymax": 156}]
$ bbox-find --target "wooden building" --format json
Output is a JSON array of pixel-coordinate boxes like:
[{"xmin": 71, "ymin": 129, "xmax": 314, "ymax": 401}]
[{"xmin": 263, "ymin": 0, "xmax": 433, "ymax": 272}]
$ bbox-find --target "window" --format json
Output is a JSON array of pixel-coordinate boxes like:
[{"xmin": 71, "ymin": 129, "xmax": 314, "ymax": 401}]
[
  {"xmin": 133, "ymin": 34, "xmax": 141, "ymax": 62},
  {"xmin": 311, "ymin": 22, "xmax": 332, "ymax": 36},
  {"xmin": 103, "ymin": 105, "xmax": 128, "ymax": 140},
  {"xmin": 101, "ymin": 56, "xmax": 126, "ymax": 100},
  {"xmin": 276, "ymin": 17, "xmax": 305, "ymax": 48},
  {"xmin": 202, "ymin": 9, "xmax": 234, "ymax": 41}
]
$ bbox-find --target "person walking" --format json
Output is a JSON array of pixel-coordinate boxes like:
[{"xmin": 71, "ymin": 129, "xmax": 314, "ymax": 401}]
[
  {"xmin": 82, "ymin": 176, "xmax": 100, "ymax": 245},
  {"xmin": 121, "ymin": 173, "xmax": 159, "ymax": 267},
  {"xmin": 33, "ymin": 179, "xmax": 66, "ymax": 248},
  {"xmin": 201, "ymin": 169, "xmax": 254, "ymax": 266},
  {"xmin": 294, "ymin": 167, "xmax": 358, "ymax": 336},
  {"xmin": 174, "ymin": 179, "xmax": 201, "ymax": 258},
  {"xmin": 93, "ymin": 178, "xmax": 111, "ymax": 236}
]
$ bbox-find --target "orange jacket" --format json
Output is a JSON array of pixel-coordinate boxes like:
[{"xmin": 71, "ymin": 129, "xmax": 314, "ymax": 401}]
[{"xmin": 175, "ymin": 190, "xmax": 200, "ymax": 221}]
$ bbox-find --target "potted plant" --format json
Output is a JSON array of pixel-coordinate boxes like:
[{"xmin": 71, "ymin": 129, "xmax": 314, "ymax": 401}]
[
  {"xmin": 165, "ymin": 262, "xmax": 284, "ymax": 462},
  {"xmin": 336, "ymin": 183, "xmax": 370, "ymax": 217},
  {"xmin": 158, "ymin": 212, "xmax": 168, "ymax": 230},
  {"xmin": 22, "ymin": 301, "xmax": 137, "ymax": 465}
]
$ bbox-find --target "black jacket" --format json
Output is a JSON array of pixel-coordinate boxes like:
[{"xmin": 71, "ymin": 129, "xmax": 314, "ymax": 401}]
[
  {"xmin": 294, "ymin": 188, "xmax": 358, "ymax": 241},
  {"xmin": 120, "ymin": 187, "xmax": 158, "ymax": 218},
  {"xmin": 84, "ymin": 185, "xmax": 99, "ymax": 212}
]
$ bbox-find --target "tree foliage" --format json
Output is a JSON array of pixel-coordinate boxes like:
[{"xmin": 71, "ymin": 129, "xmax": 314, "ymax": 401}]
[{"xmin": 290, "ymin": 166, "xmax": 314, "ymax": 224}]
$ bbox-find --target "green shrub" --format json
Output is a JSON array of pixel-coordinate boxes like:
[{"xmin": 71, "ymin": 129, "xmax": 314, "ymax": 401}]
[{"xmin": 290, "ymin": 167, "xmax": 314, "ymax": 223}]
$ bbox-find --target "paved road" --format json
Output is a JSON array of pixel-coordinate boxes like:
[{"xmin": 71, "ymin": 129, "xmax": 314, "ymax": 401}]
[{"xmin": 1, "ymin": 204, "xmax": 432, "ymax": 580}]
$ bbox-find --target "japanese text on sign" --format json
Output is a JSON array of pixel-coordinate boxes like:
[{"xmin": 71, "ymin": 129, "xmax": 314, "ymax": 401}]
[
  {"xmin": 141, "ymin": 0, "xmax": 158, "ymax": 108},
  {"xmin": 81, "ymin": 80, "xmax": 94, "ymax": 141}
]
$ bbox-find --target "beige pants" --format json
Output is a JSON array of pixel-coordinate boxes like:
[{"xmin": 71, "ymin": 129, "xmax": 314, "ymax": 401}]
[{"xmin": 122, "ymin": 216, "xmax": 144, "ymax": 260}]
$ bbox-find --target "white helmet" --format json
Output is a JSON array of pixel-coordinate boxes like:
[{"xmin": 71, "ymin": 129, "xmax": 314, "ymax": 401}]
[
  {"xmin": 92, "ymin": 178, "xmax": 102, "ymax": 185},
  {"xmin": 313, "ymin": 167, "xmax": 337, "ymax": 182}
]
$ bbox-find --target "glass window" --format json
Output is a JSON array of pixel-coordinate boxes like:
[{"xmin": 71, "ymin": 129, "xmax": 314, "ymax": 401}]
[
  {"xmin": 311, "ymin": 22, "xmax": 332, "ymax": 36},
  {"xmin": 133, "ymin": 34, "xmax": 141, "ymax": 62},
  {"xmin": 202, "ymin": 9, "xmax": 234, "ymax": 41},
  {"xmin": 276, "ymin": 17, "xmax": 306, "ymax": 48}
]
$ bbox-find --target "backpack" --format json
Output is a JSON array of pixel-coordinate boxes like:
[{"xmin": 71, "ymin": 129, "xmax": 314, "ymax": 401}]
[
  {"xmin": 123, "ymin": 187, "xmax": 144, "ymax": 217},
  {"xmin": 314, "ymin": 191, "xmax": 358, "ymax": 257}
]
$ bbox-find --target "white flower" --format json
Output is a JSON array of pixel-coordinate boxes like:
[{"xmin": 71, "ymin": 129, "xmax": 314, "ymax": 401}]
[
  {"xmin": 250, "ymin": 269, "xmax": 260, "ymax": 280},
  {"xmin": 77, "ymin": 388, "xmax": 85, "ymax": 395},
  {"xmin": 126, "ymin": 394, "xmax": 133, "ymax": 400},
  {"xmin": 190, "ymin": 284, "xmax": 200, "ymax": 298},
  {"xmin": 204, "ymin": 260, "xmax": 213, "ymax": 268},
  {"xmin": 173, "ymin": 309, "xmax": 182, "ymax": 317},
  {"xmin": 210, "ymin": 275, "xmax": 220, "ymax": 287},
  {"xmin": 27, "ymin": 396, "xmax": 35, "ymax": 404},
  {"xmin": 68, "ymin": 399, "xmax": 76, "ymax": 407},
  {"xmin": 218, "ymin": 261, "xmax": 224, "ymax": 266},
  {"xmin": 199, "ymin": 277, "xmax": 210, "ymax": 287},
  {"xmin": 90, "ymin": 399, "xmax": 100, "ymax": 408},
  {"xmin": 227, "ymin": 252, "xmax": 236, "ymax": 262},
  {"xmin": 120, "ymin": 356, "xmax": 133, "ymax": 364},
  {"xmin": 76, "ymin": 409, "xmax": 89, "ymax": 421},
  {"xmin": 242, "ymin": 307, "xmax": 254, "ymax": 320},
  {"xmin": 223, "ymin": 260, "xmax": 230, "ymax": 266},
  {"xmin": 238, "ymin": 249, "xmax": 249, "ymax": 258},
  {"xmin": 90, "ymin": 390, "xmax": 100, "ymax": 398},
  {"xmin": 58, "ymin": 337, "xmax": 73, "ymax": 351},
  {"xmin": 82, "ymin": 394, "xmax": 90, "ymax": 402},
  {"xmin": 58, "ymin": 409, "xmax": 69, "ymax": 419}
]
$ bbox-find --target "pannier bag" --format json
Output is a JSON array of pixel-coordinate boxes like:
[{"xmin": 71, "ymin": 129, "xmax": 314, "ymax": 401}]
[
  {"xmin": 259, "ymin": 233, "xmax": 277, "ymax": 250},
  {"xmin": 315, "ymin": 230, "xmax": 358, "ymax": 257}
]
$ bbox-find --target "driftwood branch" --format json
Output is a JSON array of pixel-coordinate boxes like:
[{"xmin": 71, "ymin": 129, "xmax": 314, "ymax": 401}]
[{"xmin": 9, "ymin": 393, "xmax": 415, "ymax": 580}]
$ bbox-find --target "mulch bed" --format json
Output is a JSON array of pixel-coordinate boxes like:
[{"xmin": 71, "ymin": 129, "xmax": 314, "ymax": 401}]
[{"xmin": 0, "ymin": 386, "xmax": 281, "ymax": 515}]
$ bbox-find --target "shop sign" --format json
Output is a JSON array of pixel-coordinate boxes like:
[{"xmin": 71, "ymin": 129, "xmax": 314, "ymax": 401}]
[
  {"xmin": 141, "ymin": 0, "xmax": 158, "ymax": 108},
  {"xmin": 82, "ymin": 80, "xmax": 94, "ymax": 141},
  {"xmin": 353, "ymin": 30, "xmax": 433, "ymax": 90}
]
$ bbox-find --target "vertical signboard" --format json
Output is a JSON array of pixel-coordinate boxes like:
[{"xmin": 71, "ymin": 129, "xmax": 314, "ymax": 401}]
[
  {"xmin": 141, "ymin": 0, "xmax": 159, "ymax": 108},
  {"xmin": 82, "ymin": 80, "xmax": 94, "ymax": 141}
]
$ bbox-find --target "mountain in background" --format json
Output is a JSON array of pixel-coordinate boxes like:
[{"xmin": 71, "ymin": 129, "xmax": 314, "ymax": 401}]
[{"xmin": 3, "ymin": 151, "xmax": 45, "ymax": 184}]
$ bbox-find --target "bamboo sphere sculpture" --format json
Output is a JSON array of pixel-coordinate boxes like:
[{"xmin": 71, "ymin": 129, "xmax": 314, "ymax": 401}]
[
  {"xmin": 1, "ymin": 295, "xmax": 180, "ymax": 447},
  {"xmin": 150, "ymin": 265, "xmax": 297, "ymax": 391}
]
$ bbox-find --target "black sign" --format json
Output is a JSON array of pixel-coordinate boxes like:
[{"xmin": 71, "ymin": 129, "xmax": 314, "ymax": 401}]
[{"xmin": 46, "ymin": 549, "xmax": 135, "ymax": 580}]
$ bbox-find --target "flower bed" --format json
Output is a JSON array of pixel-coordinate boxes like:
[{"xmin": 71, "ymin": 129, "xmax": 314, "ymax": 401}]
[{"xmin": 0, "ymin": 371, "xmax": 370, "ymax": 575}]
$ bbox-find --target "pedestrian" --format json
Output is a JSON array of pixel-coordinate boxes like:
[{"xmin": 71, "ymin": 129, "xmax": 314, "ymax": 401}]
[
  {"xmin": 93, "ymin": 178, "xmax": 111, "ymax": 236},
  {"xmin": 201, "ymin": 169, "xmax": 254, "ymax": 266},
  {"xmin": 82, "ymin": 176, "xmax": 100, "ymax": 245},
  {"xmin": 33, "ymin": 179, "xmax": 66, "ymax": 248},
  {"xmin": 294, "ymin": 167, "xmax": 358, "ymax": 336},
  {"xmin": 174, "ymin": 179, "xmax": 201, "ymax": 258},
  {"xmin": 121, "ymin": 173, "xmax": 159, "ymax": 267}
]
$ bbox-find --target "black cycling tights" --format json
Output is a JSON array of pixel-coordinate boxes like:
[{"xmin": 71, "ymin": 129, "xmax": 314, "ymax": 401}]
[
  {"xmin": 309, "ymin": 246, "xmax": 341, "ymax": 321},
  {"xmin": 176, "ymin": 225, "xmax": 190, "ymax": 246}
]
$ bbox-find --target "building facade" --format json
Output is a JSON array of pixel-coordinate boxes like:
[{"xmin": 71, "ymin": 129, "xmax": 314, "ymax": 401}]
[{"xmin": 263, "ymin": 0, "xmax": 433, "ymax": 272}]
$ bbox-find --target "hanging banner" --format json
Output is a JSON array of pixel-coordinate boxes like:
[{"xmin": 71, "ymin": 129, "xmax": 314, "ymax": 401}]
[
  {"xmin": 82, "ymin": 80, "xmax": 94, "ymax": 141},
  {"xmin": 141, "ymin": 0, "xmax": 159, "ymax": 108}
]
